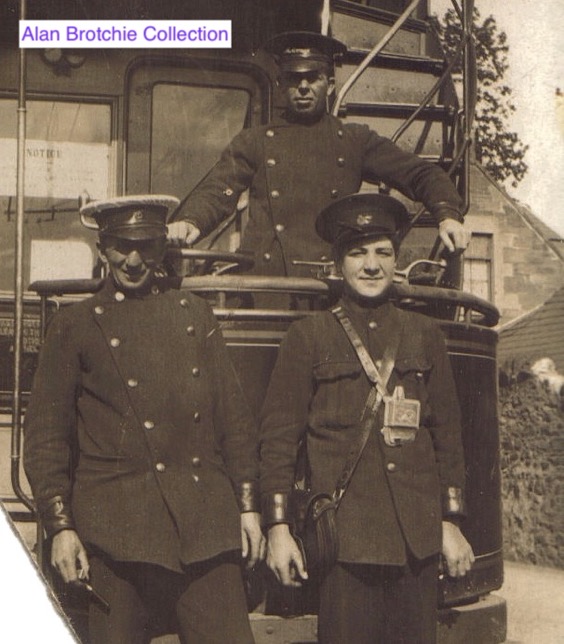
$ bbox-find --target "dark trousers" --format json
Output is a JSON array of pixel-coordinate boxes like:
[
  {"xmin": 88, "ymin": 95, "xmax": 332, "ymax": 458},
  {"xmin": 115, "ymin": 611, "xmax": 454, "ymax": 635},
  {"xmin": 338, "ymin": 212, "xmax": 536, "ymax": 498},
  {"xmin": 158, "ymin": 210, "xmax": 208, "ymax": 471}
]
[
  {"xmin": 88, "ymin": 551, "xmax": 254, "ymax": 644},
  {"xmin": 318, "ymin": 554, "xmax": 439, "ymax": 644}
]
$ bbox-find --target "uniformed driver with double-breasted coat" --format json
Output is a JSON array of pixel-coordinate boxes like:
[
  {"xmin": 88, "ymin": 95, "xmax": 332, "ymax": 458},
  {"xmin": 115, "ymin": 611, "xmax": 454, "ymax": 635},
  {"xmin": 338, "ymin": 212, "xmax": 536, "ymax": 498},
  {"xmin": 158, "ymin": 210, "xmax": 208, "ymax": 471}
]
[
  {"xmin": 168, "ymin": 32, "xmax": 469, "ymax": 276},
  {"xmin": 24, "ymin": 195, "xmax": 264, "ymax": 644},
  {"xmin": 259, "ymin": 193, "xmax": 474, "ymax": 643}
]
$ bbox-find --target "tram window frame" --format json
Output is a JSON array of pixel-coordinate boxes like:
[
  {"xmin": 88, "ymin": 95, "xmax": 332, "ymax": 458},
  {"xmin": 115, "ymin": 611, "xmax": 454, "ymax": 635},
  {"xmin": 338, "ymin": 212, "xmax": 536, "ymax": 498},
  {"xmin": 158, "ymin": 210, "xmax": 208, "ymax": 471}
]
[{"xmin": 125, "ymin": 58, "xmax": 271, "ymax": 198}]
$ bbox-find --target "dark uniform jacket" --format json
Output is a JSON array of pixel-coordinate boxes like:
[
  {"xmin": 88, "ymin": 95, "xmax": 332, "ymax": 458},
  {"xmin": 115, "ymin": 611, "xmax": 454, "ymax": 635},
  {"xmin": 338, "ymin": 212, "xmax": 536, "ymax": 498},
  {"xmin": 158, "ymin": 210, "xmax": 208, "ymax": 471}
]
[
  {"xmin": 260, "ymin": 298, "xmax": 465, "ymax": 565},
  {"xmin": 24, "ymin": 278, "xmax": 259, "ymax": 573},
  {"xmin": 179, "ymin": 113, "xmax": 463, "ymax": 276}
]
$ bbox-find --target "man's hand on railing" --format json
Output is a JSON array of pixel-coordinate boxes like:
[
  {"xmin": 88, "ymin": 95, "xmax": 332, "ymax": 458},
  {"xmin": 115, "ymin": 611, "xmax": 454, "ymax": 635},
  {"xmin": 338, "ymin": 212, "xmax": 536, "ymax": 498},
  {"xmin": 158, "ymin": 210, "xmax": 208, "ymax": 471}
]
[
  {"xmin": 167, "ymin": 221, "xmax": 201, "ymax": 246},
  {"xmin": 439, "ymin": 219, "xmax": 470, "ymax": 254}
]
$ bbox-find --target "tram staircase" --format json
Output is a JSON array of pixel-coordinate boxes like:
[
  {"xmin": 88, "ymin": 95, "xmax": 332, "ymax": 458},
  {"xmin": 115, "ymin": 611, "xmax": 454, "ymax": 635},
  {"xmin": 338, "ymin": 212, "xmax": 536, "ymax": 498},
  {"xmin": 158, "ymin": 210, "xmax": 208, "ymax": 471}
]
[{"xmin": 331, "ymin": 1, "xmax": 470, "ymax": 219}]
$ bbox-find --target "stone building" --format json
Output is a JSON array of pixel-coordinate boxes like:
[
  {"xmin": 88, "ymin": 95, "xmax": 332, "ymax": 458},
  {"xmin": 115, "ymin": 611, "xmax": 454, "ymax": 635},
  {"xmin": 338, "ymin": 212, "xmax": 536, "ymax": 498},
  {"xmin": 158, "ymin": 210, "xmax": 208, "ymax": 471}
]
[{"xmin": 463, "ymin": 162, "xmax": 564, "ymax": 327}]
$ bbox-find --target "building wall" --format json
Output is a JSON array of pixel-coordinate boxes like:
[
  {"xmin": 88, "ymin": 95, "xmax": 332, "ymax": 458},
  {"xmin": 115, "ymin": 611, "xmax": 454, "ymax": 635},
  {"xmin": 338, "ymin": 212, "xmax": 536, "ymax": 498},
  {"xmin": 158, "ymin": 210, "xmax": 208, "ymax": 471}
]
[{"xmin": 464, "ymin": 163, "xmax": 564, "ymax": 326}]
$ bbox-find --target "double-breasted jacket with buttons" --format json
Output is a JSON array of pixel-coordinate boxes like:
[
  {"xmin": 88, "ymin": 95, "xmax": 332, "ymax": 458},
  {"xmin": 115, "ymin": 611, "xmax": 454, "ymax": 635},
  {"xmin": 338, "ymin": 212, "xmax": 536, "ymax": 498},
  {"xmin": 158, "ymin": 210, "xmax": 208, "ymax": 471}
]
[
  {"xmin": 259, "ymin": 298, "xmax": 465, "ymax": 565},
  {"xmin": 24, "ymin": 279, "xmax": 259, "ymax": 573},
  {"xmin": 178, "ymin": 112, "xmax": 463, "ymax": 276}
]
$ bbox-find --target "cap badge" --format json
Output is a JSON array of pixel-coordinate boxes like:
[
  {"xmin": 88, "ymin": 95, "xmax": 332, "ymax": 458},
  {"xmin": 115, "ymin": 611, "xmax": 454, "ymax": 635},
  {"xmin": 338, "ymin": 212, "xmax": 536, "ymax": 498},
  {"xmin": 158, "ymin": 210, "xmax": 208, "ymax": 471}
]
[
  {"xmin": 357, "ymin": 214, "xmax": 373, "ymax": 226},
  {"xmin": 283, "ymin": 47, "xmax": 314, "ymax": 56},
  {"xmin": 132, "ymin": 210, "xmax": 144, "ymax": 222}
]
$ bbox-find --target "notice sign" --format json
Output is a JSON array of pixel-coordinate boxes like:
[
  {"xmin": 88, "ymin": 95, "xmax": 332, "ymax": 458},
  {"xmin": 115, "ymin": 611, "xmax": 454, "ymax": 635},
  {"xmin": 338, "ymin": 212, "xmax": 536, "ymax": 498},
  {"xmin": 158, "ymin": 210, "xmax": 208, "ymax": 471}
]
[{"xmin": 0, "ymin": 139, "xmax": 110, "ymax": 200}]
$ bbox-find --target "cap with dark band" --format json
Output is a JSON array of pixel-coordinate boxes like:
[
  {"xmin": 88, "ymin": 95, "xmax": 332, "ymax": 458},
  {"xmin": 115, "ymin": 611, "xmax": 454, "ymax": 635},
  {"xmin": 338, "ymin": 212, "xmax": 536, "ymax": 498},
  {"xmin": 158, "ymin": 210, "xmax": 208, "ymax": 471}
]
[
  {"xmin": 264, "ymin": 31, "xmax": 347, "ymax": 73},
  {"xmin": 80, "ymin": 195, "xmax": 179, "ymax": 241},
  {"xmin": 315, "ymin": 193, "xmax": 410, "ymax": 247}
]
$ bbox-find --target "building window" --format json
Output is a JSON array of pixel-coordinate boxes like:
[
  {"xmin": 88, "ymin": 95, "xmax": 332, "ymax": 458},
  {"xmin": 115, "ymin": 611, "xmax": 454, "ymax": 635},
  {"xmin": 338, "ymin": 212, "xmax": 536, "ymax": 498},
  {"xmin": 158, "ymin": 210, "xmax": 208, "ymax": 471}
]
[{"xmin": 464, "ymin": 233, "xmax": 493, "ymax": 301}]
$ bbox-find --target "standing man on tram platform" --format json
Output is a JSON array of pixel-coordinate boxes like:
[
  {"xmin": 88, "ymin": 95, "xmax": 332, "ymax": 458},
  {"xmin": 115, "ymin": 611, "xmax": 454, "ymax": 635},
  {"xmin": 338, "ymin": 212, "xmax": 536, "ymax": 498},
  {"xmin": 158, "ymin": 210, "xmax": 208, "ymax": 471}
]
[
  {"xmin": 168, "ymin": 31, "xmax": 469, "ymax": 277},
  {"xmin": 259, "ymin": 193, "xmax": 474, "ymax": 643},
  {"xmin": 23, "ymin": 195, "xmax": 264, "ymax": 644}
]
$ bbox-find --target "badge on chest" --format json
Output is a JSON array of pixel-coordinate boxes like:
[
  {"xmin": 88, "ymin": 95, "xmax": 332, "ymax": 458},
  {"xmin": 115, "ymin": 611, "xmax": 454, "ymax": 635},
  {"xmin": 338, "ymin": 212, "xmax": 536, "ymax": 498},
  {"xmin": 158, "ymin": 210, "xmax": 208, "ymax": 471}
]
[{"xmin": 381, "ymin": 385, "xmax": 420, "ymax": 447}]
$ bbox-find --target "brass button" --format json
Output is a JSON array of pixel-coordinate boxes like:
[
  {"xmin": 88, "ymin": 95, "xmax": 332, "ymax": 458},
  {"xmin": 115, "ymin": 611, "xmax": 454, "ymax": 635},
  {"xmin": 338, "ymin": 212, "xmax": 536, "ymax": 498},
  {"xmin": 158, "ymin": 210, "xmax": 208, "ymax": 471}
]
[
  {"xmin": 386, "ymin": 462, "xmax": 397, "ymax": 472},
  {"xmin": 331, "ymin": 189, "xmax": 339, "ymax": 198},
  {"xmin": 223, "ymin": 187, "xmax": 234, "ymax": 196},
  {"xmin": 275, "ymin": 223, "xmax": 285, "ymax": 233},
  {"xmin": 263, "ymin": 253, "xmax": 272, "ymax": 262},
  {"xmin": 180, "ymin": 298, "xmax": 189, "ymax": 308},
  {"xmin": 266, "ymin": 129, "xmax": 274, "ymax": 138},
  {"xmin": 337, "ymin": 156, "xmax": 345, "ymax": 167},
  {"xmin": 193, "ymin": 412, "xmax": 201, "ymax": 422},
  {"xmin": 186, "ymin": 325, "xmax": 195, "ymax": 336},
  {"xmin": 192, "ymin": 474, "xmax": 200, "ymax": 483},
  {"xmin": 266, "ymin": 158, "xmax": 276, "ymax": 167},
  {"xmin": 94, "ymin": 306, "xmax": 104, "ymax": 315},
  {"xmin": 192, "ymin": 457, "xmax": 201, "ymax": 467},
  {"xmin": 156, "ymin": 462, "xmax": 166, "ymax": 473},
  {"xmin": 144, "ymin": 420, "xmax": 155, "ymax": 430},
  {"xmin": 127, "ymin": 378, "xmax": 138, "ymax": 388},
  {"xmin": 192, "ymin": 367, "xmax": 200, "ymax": 377},
  {"xmin": 271, "ymin": 190, "xmax": 280, "ymax": 199},
  {"xmin": 416, "ymin": 371, "xmax": 424, "ymax": 381},
  {"xmin": 368, "ymin": 321, "xmax": 378, "ymax": 330},
  {"xmin": 151, "ymin": 285, "xmax": 160, "ymax": 295},
  {"xmin": 114, "ymin": 291, "xmax": 125, "ymax": 302},
  {"xmin": 110, "ymin": 337, "xmax": 121, "ymax": 348},
  {"xmin": 337, "ymin": 129, "xmax": 344, "ymax": 138}
]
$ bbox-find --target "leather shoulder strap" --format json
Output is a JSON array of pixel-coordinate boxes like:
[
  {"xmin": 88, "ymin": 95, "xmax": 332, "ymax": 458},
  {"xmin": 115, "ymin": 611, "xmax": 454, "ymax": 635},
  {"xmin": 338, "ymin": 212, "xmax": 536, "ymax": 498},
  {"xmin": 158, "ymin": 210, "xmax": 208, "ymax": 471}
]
[{"xmin": 330, "ymin": 305, "xmax": 403, "ymax": 507}]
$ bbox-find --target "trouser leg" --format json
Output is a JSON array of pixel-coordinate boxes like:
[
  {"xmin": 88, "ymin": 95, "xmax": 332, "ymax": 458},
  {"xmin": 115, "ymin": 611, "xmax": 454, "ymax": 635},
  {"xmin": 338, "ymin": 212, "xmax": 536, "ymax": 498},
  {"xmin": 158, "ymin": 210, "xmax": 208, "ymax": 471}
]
[
  {"xmin": 318, "ymin": 562, "xmax": 383, "ymax": 644},
  {"xmin": 88, "ymin": 552, "xmax": 253, "ymax": 644},
  {"xmin": 88, "ymin": 556, "xmax": 152, "ymax": 644},
  {"xmin": 175, "ymin": 552, "xmax": 254, "ymax": 644},
  {"xmin": 381, "ymin": 554, "xmax": 438, "ymax": 644},
  {"xmin": 318, "ymin": 555, "xmax": 438, "ymax": 644}
]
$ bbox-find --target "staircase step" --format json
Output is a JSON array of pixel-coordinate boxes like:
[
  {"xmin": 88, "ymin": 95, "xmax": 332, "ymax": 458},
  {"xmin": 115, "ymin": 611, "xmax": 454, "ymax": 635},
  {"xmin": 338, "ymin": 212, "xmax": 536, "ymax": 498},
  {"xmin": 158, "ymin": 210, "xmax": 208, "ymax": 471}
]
[
  {"xmin": 338, "ymin": 102, "xmax": 455, "ymax": 121},
  {"xmin": 343, "ymin": 49, "xmax": 445, "ymax": 76}
]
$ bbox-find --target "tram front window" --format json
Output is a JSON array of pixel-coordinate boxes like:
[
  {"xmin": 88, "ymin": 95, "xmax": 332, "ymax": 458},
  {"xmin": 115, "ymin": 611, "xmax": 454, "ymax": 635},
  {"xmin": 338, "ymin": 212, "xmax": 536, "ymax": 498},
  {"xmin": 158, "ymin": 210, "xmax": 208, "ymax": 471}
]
[{"xmin": 150, "ymin": 84, "xmax": 250, "ymax": 197}]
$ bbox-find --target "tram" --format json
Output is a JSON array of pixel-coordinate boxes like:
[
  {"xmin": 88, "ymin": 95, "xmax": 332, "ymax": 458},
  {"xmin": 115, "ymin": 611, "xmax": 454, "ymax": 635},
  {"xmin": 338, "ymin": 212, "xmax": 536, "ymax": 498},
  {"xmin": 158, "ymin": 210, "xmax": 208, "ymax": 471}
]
[{"xmin": 0, "ymin": 1, "xmax": 506, "ymax": 641}]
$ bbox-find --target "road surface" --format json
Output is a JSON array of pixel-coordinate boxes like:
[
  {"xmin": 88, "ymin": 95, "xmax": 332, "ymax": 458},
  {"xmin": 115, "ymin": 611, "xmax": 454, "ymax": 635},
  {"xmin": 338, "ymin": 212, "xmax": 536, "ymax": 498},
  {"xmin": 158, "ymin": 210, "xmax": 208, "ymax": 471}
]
[{"xmin": 501, "ymin": 560, "xmax": 564, "ymax": 643}]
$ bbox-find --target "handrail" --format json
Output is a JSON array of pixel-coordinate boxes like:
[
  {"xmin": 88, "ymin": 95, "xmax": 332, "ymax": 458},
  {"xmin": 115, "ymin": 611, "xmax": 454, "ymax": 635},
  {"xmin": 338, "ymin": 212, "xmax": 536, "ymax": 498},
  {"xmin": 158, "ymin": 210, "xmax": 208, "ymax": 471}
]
[
  {"xmin": 27, "ymin": 274, "xmax": 499, "ymax": 327},
  {"xmin": 332, "ymin": 0, "xmax": 422, "ymax": 117},
  {"xmin": 462, "ymin": 0, "xmax": 477, "ymax": 215},
  {"xmin": 11, "ymin": 0, "xmax": 34, "ymax": 515},
  {"xmin": 183, "ymin": 277, "xmax": 498, "ymax": 327},
  {"xmin": 391, "ymin": 32, "xmax": 470, "ymax": 144}
]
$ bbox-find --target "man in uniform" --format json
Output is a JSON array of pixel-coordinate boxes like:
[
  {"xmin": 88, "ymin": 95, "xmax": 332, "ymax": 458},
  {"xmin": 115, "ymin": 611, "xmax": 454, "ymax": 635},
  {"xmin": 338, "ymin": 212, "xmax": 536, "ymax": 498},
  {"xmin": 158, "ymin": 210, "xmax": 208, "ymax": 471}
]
[
  {"xmin": 24, "ymin": 195, "xmax": 264, "ymax": 644},
  {"xmin": 259, "ymin": 193, "xmax": 474, "ymax": 643},
  {"xmin": 168, "ymin": 32, "xmax": 469, "ymax": 277}
]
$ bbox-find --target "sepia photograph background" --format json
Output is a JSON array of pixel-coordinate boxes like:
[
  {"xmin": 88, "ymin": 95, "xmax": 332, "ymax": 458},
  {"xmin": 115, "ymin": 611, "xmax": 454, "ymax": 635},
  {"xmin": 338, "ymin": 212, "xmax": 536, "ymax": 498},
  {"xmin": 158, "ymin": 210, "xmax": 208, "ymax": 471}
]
[{"xmin": 1, "ymin": 1, "xmax": 563, "ymax": 642}]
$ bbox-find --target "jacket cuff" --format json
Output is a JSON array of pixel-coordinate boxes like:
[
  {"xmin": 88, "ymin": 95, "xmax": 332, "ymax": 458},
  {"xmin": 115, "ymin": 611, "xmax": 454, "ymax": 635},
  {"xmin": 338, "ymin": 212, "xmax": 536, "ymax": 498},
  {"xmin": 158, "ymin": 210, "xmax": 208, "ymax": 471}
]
[
  {"xmin": 236, "ymin": 481, "xmax": 260, "ymax": 513},
  {"xmin": 442, "ymin": 487, "xmax": 465, "ymax": 517},
  {"xmin": 430, "ymin": 202, "xmax": 463, "ymax": 223},
  {"xmin": 261, "ymin": 492, "xmax": 290, "ymax": 526},
  {"xmin": 39, "ymin": 496, "xmax": 76, "ymax": 539}
]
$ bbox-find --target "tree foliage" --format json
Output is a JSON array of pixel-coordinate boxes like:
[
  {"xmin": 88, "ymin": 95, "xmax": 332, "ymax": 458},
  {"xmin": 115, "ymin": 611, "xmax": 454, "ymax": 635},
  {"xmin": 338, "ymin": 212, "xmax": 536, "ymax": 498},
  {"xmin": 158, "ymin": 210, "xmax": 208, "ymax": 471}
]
[{"xmin": 435, "ymin": 7, "xmax": 528, "ymax": 187}]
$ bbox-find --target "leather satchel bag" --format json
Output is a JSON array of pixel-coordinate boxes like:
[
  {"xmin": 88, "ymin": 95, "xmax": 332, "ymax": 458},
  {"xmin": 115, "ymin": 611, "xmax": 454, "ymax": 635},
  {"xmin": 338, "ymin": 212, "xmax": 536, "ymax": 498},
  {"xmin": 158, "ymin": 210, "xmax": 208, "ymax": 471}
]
[
  {"xmin": 291, "ymin": 488, "xmax": 339, "ymax": 575},
  {"xmin": 289, "ymin": 306, "xmax": 403, "ymax": 576}
]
